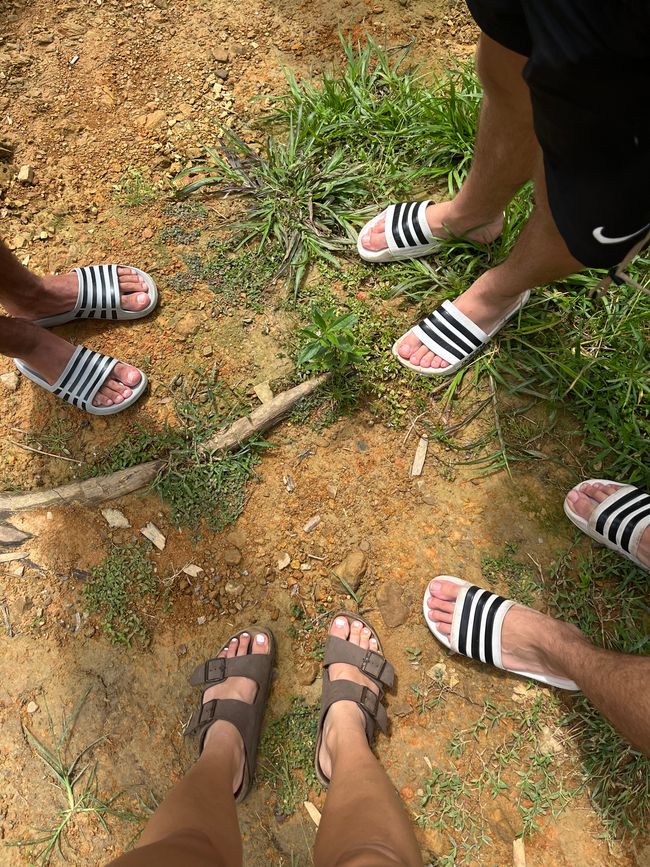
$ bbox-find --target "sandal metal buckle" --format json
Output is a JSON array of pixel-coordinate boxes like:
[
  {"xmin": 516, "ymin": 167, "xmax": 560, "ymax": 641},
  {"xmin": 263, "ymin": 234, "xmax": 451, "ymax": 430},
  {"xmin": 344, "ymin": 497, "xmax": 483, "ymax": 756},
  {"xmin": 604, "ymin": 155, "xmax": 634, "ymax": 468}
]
[
  {"xmin": 359, "ymin": 686, "xmax": 379, "ymax": 716},
  {"xmin": 360, "ymin": 650, "xmax": 384, "ymax": 679},
  {"xmin": 198, "ymin": 699, "xmax": 218, "ymax": 724},
  {"xmin": 205, "ymin": 657, "xmax": 227, "ymax": 684}
]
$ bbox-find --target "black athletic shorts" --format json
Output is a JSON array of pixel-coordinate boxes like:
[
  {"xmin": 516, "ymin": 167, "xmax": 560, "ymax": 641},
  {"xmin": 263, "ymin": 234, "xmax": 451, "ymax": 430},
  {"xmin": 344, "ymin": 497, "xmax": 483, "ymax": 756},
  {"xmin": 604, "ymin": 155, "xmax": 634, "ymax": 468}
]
[{"xmin": 466, "ymin": 0, "xmax": 650, "ymax": 269}]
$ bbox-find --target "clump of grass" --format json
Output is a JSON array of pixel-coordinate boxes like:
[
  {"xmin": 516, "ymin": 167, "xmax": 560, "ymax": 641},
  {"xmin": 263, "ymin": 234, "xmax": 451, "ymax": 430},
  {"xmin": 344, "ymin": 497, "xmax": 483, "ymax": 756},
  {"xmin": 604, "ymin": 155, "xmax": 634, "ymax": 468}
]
[
  {"xmin": 177, "ymin": 37, "xmax": 479, "ymax": 291},
  {"xmin": 84, "ymin": 543, "xmax": 158, "ymax": 646},
  {"xmin": 9, "ymin": 690, "xmax": 140, "ymax": 864},
  {"xmin": 257, "ymin": 697, "xmax": 320, "ymax": 815},
  {"xmin": 114, "ymin": 167, "xmax": 160, "ymax": 207},
  {"xmin": 481, "ymin": 542, "xmax": 542, "ymax": 607}
]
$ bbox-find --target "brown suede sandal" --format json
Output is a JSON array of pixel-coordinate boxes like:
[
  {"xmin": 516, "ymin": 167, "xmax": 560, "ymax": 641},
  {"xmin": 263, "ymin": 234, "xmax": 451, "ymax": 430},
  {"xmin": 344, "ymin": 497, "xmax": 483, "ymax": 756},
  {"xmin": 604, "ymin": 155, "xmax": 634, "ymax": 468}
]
[
  {"xmin": 183, "ymin": 627, "xmax": 275, "ymax": 803},
  {"xmin": 314, "ymin": 612, "xmax": 395, "ymax": 787}
]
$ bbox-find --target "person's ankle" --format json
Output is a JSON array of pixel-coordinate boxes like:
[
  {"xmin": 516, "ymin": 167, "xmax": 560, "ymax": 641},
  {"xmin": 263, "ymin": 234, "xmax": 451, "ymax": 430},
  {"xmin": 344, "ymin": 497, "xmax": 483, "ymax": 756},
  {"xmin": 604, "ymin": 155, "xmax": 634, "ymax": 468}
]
[{"xmin": 538, "ymin": 621, "xmax": 590, "ymax": 681}]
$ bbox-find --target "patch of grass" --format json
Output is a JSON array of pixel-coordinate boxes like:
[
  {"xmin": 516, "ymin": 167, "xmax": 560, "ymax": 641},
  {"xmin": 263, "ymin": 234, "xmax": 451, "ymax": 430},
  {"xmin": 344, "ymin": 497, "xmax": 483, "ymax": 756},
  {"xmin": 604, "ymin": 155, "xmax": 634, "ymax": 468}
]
[
  {"xmin": 8, "ymin": 690, "xmax": 141, "ymax": 864},
  {"xmin": 24, "ymin": 419, "xmax": 76, "ymax": 458},
  {"xmin": 84, "ymin": 543, "xmax": 158, "ymax": 646},
  {"xmin": 481, "ymin": 542, "xmax": 541, "ymax": 607},
  {"xmin": 177, "ymin": 37, "xmax": 479, "ymax": 291},
  {"xmin": 114, "ymin": 167, "xmax": 160, "ymax": 207},
  {"xmin": 257, "ymin": 697, "xmax": 320, "ymax": 815}
]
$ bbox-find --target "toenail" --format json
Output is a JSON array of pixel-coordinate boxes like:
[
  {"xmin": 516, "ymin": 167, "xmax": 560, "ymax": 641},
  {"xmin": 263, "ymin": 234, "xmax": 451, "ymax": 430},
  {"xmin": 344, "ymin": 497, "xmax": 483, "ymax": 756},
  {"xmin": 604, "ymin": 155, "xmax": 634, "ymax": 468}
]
[
  {"xmin": 362, "ymin": 628, "xmax": 370, "ymax": 635},
  {"xmin": 231, "ymin": 638, "xmax": 238, "ymax": 643},
  {"xmin": 335, "ymin": 617, "xmax": 346, "ymax": 627},
  {"xmin": 241, "ymin": 632, "xmax": 249, "ymax": 638},
  {"xmin": 255, "ymin": 634, "xmax": 266, "ymax": 644},
  {"xmin": 352, "ymin": 621, "xmax": 361, "ymax": 627}
]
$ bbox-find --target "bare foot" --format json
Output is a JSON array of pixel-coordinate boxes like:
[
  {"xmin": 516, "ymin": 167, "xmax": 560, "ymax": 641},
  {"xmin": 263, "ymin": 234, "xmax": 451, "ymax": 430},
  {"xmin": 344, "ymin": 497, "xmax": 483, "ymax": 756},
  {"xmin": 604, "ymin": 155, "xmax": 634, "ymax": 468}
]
[
  {"xmin": 566, "ymin": 482, "xmax": 650, "ymax": 568},
  {"xmin": 425, "ymin": 579, "xmax": 587, "ymax": 680},
  {"xmin": 317, "ymin": 616, "xmax": 381, "ymax": 781},
  {"xmin": 2, "ymin": 267, "xmax": 151, "ymax": 321},
  {"xmin": 360, "ymin": 200, "xmax": 503, "ymax": 254},
  {"xmin": 397, "ymin": 276, "xmax": 525, "ymax": 371},
  {"xmin": 18, "ymin": 327, "xmax": 142, "ymax": 408},
  {"xmin": 202, "ymin": 631, "xmax": 270, "ymax": 794}
]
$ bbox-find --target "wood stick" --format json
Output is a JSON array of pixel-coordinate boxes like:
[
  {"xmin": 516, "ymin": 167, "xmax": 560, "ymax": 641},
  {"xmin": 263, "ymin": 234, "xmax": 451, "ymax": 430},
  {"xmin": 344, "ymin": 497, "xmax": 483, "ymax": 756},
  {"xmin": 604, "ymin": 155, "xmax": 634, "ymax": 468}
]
[
  {"xmin": 7, "ymin": 439, "xmax": 83, "ymax": 464},
  {"xmin": 0, "ymin": 375, "xmax": 329, "ymax": 515}
]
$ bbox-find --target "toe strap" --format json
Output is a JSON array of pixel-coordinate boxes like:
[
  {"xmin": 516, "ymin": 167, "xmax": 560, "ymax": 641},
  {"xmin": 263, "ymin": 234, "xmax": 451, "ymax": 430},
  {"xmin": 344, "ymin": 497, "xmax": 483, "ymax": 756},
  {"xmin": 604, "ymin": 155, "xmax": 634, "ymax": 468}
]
[
  {"xmin": 189, "ymin": 653, "xmax": 271, "ymax": 691},
  {"xmin": 587, "ymin": 485, "xmax": 650, "ymax": 558},
  {"xmin": 411, "ymin": 299, "xmax": 487, "ymax": 366},
  {"xmin": 450, "ymin": 584, "xmax": 515, "ymax": 669},
  {"xmin": 323, "ymin": 636, "xmax": 395, "ymax": 688}
]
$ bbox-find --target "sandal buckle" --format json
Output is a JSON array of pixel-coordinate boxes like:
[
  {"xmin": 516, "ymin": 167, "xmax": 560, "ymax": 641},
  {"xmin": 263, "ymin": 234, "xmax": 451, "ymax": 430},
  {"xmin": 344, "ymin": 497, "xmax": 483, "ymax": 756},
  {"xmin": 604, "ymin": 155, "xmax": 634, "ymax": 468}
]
[
  {"xmin": 205, "ymin": 657, "xmax": 227, "ymax": 684},
  {"xmin": 359, "ymin": 686, "xmax": 379, "ymax": 716},
  {"xmin": 360, "ymin": 650, "xmax": 385, "ymax": 680},
  {"xmin": 198, "ymin": 699, "xmax": 217, "ymax": 724}
]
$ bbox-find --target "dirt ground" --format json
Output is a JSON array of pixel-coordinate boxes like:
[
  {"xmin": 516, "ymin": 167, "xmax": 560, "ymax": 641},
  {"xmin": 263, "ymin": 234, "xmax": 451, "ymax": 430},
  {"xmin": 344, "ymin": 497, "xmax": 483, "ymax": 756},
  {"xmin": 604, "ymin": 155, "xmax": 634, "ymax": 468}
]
[{"xmin": 0, "ymin": 1, "xmax": 648, "ymax": 865}]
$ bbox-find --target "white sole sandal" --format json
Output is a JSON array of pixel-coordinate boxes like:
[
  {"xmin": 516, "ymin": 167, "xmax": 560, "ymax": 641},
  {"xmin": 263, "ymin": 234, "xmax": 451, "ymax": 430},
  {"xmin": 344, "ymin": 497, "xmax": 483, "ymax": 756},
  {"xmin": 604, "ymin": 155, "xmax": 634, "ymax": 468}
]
[
  {"xmin": 35, "ymin": 265, "xmax": 158, "ymax": 327},
  {"xmin": 422, "ymin": 576, "xmax": 579, "ymax": 691},
  {"xmin": 564, "ymin": 479, "xmax": 650, "ymax": 573},
  {"xmin": 14, "ymin": 346, "xmax": 148, "ymax": 416},
  {"xmin": 392, "ymin": 291, "xmax": 530, "ymax": 377},
  {"xmin": 357, "ymin": 200, "xmax": 440, "ymax": 263}
]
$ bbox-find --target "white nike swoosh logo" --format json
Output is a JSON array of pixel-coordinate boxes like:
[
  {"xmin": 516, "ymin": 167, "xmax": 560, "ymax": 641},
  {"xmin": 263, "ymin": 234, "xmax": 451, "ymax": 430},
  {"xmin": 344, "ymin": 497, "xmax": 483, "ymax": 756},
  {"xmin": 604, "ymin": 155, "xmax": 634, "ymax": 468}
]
[{"xmin": 593, "ymin": 222, "xmax": 650, "ymax": 244}]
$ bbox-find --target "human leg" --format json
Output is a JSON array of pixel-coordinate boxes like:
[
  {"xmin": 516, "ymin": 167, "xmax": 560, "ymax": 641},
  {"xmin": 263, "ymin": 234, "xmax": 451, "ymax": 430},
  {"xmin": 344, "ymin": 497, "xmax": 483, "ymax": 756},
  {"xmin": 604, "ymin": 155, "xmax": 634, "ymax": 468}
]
[
  {"xmin": 426, "ymin": 580, "xmax": 650, "ymax": 754},
  {"xmin": 313, "ymin": 617, "xmax": 422, "ymax": 867},
  {"xmin": 107, "ymin": 630, "xmax": 272, "ymax": 866}
]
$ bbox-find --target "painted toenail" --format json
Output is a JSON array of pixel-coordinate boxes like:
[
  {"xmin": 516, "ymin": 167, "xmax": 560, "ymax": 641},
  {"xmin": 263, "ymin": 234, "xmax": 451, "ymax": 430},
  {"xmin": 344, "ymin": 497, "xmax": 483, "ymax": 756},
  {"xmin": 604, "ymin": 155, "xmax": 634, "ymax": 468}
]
[
  {"xmin": 255, "ymin": 634, "xmax": 266, "ymax": 644},
  {"xmin": 241, "ymin": 632, "xmax": 249, "ymax": 638},
  {"xmin": 231, "ymin": 638, "xmax": 238, "ymax": 643},
  {"xmin": 335, "ymin": 617, "xmax": 346, "ymax": 627},
  {"xmin": 362, "ymin": 628, "xmax": 370, "ymax": 635},
  {"xmin": 352, "ymin": 621, "xmax": 361, "ymax": 627}
]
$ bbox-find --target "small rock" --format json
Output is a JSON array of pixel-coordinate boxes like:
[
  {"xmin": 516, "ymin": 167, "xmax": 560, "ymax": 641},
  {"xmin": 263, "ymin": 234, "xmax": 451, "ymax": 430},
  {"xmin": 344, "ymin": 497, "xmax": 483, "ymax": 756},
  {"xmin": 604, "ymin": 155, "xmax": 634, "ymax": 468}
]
[
  {"xmin": 11, "ymin": 565, "xmax": 25, "ymax": 577},
  {"xmin": 214, "ymin": 68, "xmax": 229, "ymax": 80},
  {"xmin": 36, "ymin": 33, "xmax": 54, "ymax": 45},
  {"xmin": 226, "ymin": 529, "xmax": 246, "ymax": 549},
  {"xmin": 138, "ymin": 110, "xmax": 166, "ymax": 131},
  {"xmin": 392, "ymin": 702, "xmax": 413, "ymax": 717},
  {"xmin": 176, "ymin": 312, "xmax": 202, "ymax": 337},
  {"xmin": 421, "ymin": 494, "xmax": 436, "ymax": 506},
  {"xmin": 334, "ymin": 550, "xmax": 367, "ymax": 592},
  {"xmin": 224, "ymin": 547, "xmax": 242, "ymax": 566},
  {"xmin": 376, "ymin": 581, "xmax": 409, "ymax": 628},
  {"xmin": 303, "ymin": 515, "xmax": 321, "ymax": 533},
  {"xmin": 0, "ymin": 524, "xmax": 31, "ymax": 546},
  {"xmin": 213, "ymin": 47, "xmax": 229, "ymax": 63},
  {"xmin": 0, "ymin": 372, "xmax": 19, "ymax": 392},
  {"xmin": 297, "ymin": 660, "xmax": 319, "ymax": 686},
  {"xmin": 276, "ymin": 552, "xmax": 291, "ymax": 571},
  {"xmin": 141, "ymin": 226, "xmax": 154, "ymax": 240},
  {"xmin": 182, "ymin": 564, "xmax": 203, "ymax": 578},
  {"xmin": 225, "ymin": 581, "xmax": 244, "ymax": 596},
  {"xmin": 100, "ymin": 508, "xmax": 130, "ymax": 529},
  {"xmin": 140, "ymin": 522, "xmax": 166, "ymax": 550},
  {"xmin": 253, "ymin": 381, "xmax": 273, "ymax": 404},
  {"xmin": 26, "ymin": 701, "xmax": 38, "ymax": 714},
  {"xmin": 176, "ymin": 644, "xmax": 188, "ymax": 656},
  {"xmin": 17, "ymin": 165, "xmax": 34, "ymax": 184},
  {"xmin": 197, "ymin": 616, "xmax": 206, "ymax": 625},
  {"xmin": 269, "ymin": 606, "xmax": 280, "ymax": 621},
  {"xmin": 538, "ymin": 725, "xmax": 563, "ymax": 756}
]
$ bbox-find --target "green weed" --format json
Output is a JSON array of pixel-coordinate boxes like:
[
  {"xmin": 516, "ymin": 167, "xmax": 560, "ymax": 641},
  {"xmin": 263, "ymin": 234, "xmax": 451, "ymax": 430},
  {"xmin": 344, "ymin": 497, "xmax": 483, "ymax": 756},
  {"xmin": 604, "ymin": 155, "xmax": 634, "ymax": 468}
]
[
  {"xmin": 297, "ymin": 305, "xmax": 366, "ymax": 374},
  {"xmin": 257, "ymin": 697, "xmax": 320, "ymax": 815},
  {"xmin": 114, "ymin": 167, "xmax": 160, "ymax": 207},
  {"xmin": 84, "ymin": 543, "xmax": 158, "ymax": 646},
  {"xmin": 8, "ymin": 690, "xmax": 141, "ymax": 863}
]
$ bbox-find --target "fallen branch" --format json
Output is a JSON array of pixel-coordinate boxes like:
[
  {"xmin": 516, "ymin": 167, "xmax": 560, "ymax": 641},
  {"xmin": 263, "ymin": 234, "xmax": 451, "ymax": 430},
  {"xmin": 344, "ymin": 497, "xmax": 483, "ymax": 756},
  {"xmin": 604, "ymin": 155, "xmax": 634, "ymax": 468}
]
[{"xmin": 0, "ymin": 375, "xmax": 329, "ymax": 516}]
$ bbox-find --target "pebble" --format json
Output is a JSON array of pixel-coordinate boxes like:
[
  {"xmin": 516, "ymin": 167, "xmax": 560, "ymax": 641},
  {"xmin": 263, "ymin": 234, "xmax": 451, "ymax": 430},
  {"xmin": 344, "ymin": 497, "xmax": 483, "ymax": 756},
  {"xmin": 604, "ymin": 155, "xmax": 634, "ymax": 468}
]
[
  {"xmin": 197, "ymin": 616, "xmax": 206, "ymax": 625},
  {"xmin": 0, "ymin": 372, "xmax": 19, "ymax": 391},
  {"xmin": 26, "ymin": 701, "xmax": 38, "ymax": 714},
  {"xmin": 140, "ymin": 522, "xmax": 166, "ymax": 551},
  {"xmin": 176, "ymin": 644, "xmax": 188, "ymax": 656},
  {"xmin": 334, "ymin": 550, "xmax": 367, "ymax": 591},
  {"xmin": 376, "ymin": 581, "xmax": 409, "ymax": 628},
  {"xmin": 303, "ymin": 515, "xmax": 321, "ymax": 533},
  {"xmin": 297, "ymin": 660, "xmax": 319, "ymax": 686},
  {"xmin": 17, "ymin": 165, "xmax": 34, "ymax": 184},
  {"xmin": 182, "ymin": 564, "xmax": 203, "ymax": 578},
  {"xmin": 224, "ymin": 547, "xmax": 242, "ymax": 566},
  {"xmin": 100, "ymin": 508, "xmax": 130, "ymax": 529},
  {"xmin": 421, "ymin": 494, "xmax": 436, "ymax": 505},
  {"xmin": 225, "ymin": 581, "xmax": 244, "ymax": 596},
  {"xmin": 212, "ymin": 47, "xmax": 229, "ymax": 64},
  {"xmin": 276, "ymin": 552, "xmax": 291, "ymax": 571},
  {"xmin": 392, "ymin": 702, "xmax": 413, "ymax": 717}
]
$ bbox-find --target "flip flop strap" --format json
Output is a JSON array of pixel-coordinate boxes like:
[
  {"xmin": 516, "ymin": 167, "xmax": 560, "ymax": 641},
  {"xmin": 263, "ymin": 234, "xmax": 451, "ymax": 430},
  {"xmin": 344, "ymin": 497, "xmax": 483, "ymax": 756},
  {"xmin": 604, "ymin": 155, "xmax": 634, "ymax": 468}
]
[
  {"xmin": 411, "ymin": 299, "xmax": 487, "ymax": 365},
  {"xmin": 53, "ymin": 346, "xmax": 117, "ymax": 411},
  {"xmin": 73, "ymin": 265, "xmax": 121, "ymax": 319},
  {"xmin": 450, "ymin": 584, "xmax": 515, "ymax": 669},
  {"xmin": 385, "ymin": 200, "xmax": 433, "ymax": 254},
  {"xmin": 323, "ymin": 635, "xmax": 395, "ymax": 688},
  {"xmin": 588, "ymin": 485, "xmax": 650, "ymax": 558}
]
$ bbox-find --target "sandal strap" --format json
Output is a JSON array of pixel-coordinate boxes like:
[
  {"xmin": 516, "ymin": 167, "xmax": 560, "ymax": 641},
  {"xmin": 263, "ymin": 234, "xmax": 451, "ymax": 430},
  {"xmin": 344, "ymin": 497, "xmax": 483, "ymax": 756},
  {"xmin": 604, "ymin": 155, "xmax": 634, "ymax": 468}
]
[
  {"xmin": 323, "ymin": 636, "xmax": 395, "ymax": 688},
  {"xmin": 588, "ymin": 485, "xmax": 650, "ymax": 558},
  {"xmin": 53, "ymin": 346, "xmax": 118, "ymax": 411},
  {"xmin": 450, "ymin": 584, "xmax": 515, "ymax": 669},
  {"xmin": 73, "ymin": 265, "xmax": 121, "ymax": 320},
  {"xmin": 385, "ymin": 200, "xmax": 433, "ymax": 254},
  {"xmin": 412, "ymin": 300, "xmax": 487, "ymax": 366},
  {"xmin": 320, "ymin": 677, "xmax": 388, "ymax": 737},
  {"xmin": 189, "ymin": 653, "xmax": 271, "ymax": 690}
]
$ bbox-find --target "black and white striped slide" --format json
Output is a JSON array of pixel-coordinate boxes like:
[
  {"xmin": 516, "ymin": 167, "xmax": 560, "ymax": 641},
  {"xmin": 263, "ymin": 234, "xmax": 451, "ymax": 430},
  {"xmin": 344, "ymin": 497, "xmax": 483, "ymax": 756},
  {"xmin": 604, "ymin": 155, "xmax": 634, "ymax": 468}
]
[
  {"xmin": 393, "ymin": 292, "xmax": 530, "ymax": 377},
  {"xmin": 564, "ymin": 479, "xmax": 650, "ymax": 572},
  {"xmin": 422, "ymin": 576, "xmax": 579, "ymax": 691},
  {"xmin": 14, "ymin": 346, "xmax": 148, "ymax": 415},
  {"xmin": 357, "ymin": 200, "xmax": 439, "ymax": 263},
  {"xmin": 35, "ymin": 265, "xmax": 158, "ymax": 327}
]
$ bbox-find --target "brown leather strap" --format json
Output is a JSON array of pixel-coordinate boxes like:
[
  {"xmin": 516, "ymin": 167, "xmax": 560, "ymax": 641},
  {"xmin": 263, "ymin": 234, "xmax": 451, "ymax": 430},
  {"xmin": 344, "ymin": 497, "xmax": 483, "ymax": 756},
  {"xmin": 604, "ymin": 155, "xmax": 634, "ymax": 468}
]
[
  {"xmin": 319, "ymin": 676, "xmax": 388, "ymax": 737},
  {"xmin": 323, "ymin": 636, "xmax": 395, "ymax": 688},
  {"xmin": 189, "ymin": 653, "xmax": 270, "ymax": 689}
]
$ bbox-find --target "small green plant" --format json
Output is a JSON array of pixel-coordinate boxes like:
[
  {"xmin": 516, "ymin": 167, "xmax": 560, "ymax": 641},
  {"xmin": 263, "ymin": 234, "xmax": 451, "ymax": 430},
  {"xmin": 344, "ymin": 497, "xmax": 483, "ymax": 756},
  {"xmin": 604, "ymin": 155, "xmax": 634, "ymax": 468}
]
[
  {"xmin": 8, "ymin": 690, "xmax": 140, "ymax": 864},
  {"xmin": 257, "ymin": 697, "xmax": 320, "ymax": 815},
  {"xmin": 297, "ymin": 305, "xmax": 365, "ymax": 374},
  {"xmin": 481, "ymin": 543, "xmax": 542, "ymax": 607},
  {"xmin": 115, "ymin": 167, "xmax": 159, "ymax": 207},
  {"xmin": 84, "ymin": 543, "xmax": 158, "ymax": 646}
]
